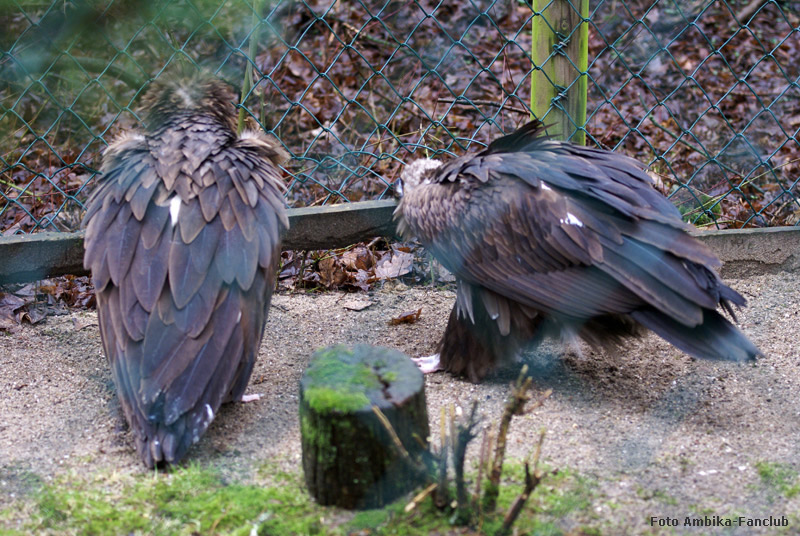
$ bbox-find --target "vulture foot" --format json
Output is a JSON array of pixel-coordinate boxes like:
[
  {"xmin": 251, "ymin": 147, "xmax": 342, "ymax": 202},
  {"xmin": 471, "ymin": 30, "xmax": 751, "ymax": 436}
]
[{"xmin": 411, "ymin": 353, "xmax": 442, "ymax": 374}]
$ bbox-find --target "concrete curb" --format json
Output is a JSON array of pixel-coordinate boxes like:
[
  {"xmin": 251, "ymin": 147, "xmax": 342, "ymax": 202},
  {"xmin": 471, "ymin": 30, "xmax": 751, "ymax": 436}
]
[
  {"xmin": 0, "ymin": 200, "xmax": 797, "ymax": 284},
  {"xmin": 695, "ymin": 227, "xmax": 800, "ymax": 278}
]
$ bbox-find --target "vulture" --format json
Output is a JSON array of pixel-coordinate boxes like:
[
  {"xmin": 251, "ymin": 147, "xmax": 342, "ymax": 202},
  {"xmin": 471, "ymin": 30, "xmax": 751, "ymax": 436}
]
[
  {"xmin": 395, "ymin": 120, "xmax": 760, "ymax": 382},
  {"xmin": 82, "ymin": 75, "xmax": 288, "ymax": 467}
]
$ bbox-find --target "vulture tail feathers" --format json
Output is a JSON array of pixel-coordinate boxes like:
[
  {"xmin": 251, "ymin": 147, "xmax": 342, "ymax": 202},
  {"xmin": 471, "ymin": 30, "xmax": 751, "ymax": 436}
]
[
  {"xmin": 485, "ymin": 120, "xmax": 549, "ymax": 154},
  {"xmin": 576, "ymin": 314, "xmax": 647, "ymax": 352},
  {"xmin": 631, "ymin": 308, "xmax": 760, "ymax": 363},
  {"xmin": 439, "ymin": 287, "xmax": 542, "ymax": 382}
]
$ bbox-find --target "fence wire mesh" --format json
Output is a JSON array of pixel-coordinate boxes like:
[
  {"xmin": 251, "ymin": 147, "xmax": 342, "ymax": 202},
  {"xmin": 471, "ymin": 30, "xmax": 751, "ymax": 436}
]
[{"xmin": 1, "ymin": 0, "xmax": 799, "ymax": 234}]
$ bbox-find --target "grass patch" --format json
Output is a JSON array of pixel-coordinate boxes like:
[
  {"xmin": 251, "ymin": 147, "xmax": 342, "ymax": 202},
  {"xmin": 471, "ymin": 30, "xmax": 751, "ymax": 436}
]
[
  {"xmin": 504, "ymin": 464, "xmax": 596, "ymax": 533},
  {"xmin": 0, "ymin": 461, "xmax": 595, "ymax": 536},
  {"xmin": 4, "ymin": 464, "xmax": 328, "ymax": 536},
  {"xmin": 754, "ymin": 461, "xmax": 800, "ymax": 499},
  {"xmin": 340, "ymin": 464, "xmax": 596, "ymax": 536},
  {"xmin": 0, "ymin": 466, "xmax": 44, "ymax": 498}
]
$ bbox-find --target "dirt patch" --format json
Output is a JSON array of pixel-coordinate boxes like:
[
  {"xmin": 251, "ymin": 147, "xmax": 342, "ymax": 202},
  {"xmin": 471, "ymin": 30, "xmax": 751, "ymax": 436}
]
[{"xmin": 2, "ymin": 273, "xmax": 799, "ymax": 534}]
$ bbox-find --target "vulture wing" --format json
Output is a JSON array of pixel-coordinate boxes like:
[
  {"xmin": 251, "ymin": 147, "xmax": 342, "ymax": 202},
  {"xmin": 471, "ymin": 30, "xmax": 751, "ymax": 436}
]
[
  {"xmin": 84, "ymin": 127, "xmax": 287, "ymax": 467},
  {"xmin": 399, "ymin": 121, "xmax": 758, "ymax": 366}
]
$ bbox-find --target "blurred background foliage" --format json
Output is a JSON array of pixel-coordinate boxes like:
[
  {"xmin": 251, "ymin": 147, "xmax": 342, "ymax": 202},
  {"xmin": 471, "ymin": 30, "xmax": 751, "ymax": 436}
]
[{"xmin": 1, "ymin": 0, "xmax": 799, "ymax": 234}]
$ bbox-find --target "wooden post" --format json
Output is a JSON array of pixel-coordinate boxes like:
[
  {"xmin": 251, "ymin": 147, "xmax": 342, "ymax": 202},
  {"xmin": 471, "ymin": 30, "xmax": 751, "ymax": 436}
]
[
  {"xmin": 300, "ymin": 344, "xmax": 430, "ymax": 509},
  {"xmin": 530, "ymin": 0, "xmax": 589, "ymax": 144}
]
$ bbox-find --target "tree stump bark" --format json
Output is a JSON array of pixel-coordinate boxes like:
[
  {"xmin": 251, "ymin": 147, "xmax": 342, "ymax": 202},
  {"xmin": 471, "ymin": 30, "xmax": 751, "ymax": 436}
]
[{"xmin": 300, "ymin": 344, "xmax": 430, "ymax": 509}]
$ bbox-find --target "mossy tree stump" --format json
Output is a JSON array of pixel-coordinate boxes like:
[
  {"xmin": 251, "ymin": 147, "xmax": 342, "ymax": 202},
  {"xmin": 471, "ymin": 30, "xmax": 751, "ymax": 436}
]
[{"xmin": 300, "ymin": 344, "xmax": 430, "ymax": 509}]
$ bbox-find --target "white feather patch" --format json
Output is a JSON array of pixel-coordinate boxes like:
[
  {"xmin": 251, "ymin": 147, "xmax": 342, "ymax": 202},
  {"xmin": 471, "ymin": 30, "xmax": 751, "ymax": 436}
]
[
  {"xmin": 239, "ymin": 129, "xmax": 264, "ymax": 141},
  {"xmin": 176, "ymin": 87, "xmax": 194, "ymax": 108},
  {"xmin": 169, "ymin": 196, "xmax": 181, "ymax": 226},
  {"xmin": 560, "ymin": 212, "xmax": 584, "ymax": 227},
  {"xmin": 205, "ymin": 403, "xmax": 214, "ymax": 422}
]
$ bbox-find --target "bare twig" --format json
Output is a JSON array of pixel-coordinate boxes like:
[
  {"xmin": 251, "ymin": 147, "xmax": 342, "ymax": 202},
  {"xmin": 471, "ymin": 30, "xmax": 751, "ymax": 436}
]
[
  {"xmin": 434, "ymin": 405, "xmax": 450, "ymax": 508},
  {"xmin": 737, "ymin": 0, "xmax": 770, "ymax": 22},
  {"xmin": 484, "ymin": 366, "xmax": 533, "ymax": 511},
  {"xmin": 372, "ymin": 405, "xmax": 412, "ymax": 459},
  {"xmin": 392, "ymin": 367, "xmax": 552, "ymax": 532},
  {"xmin": 453, "ymin": 400, "xmax": 481, "ymax": 524},
  {"xmin": 237, "ymin": 0, "xmax": 264, "ymax": 135},
  {"xmin": 371, "ymin": 405, "xmax": 429, "ymax": 481},
  {"xmin": 437, "ymin": 98, "xmax": 531, "ymax": 116},
  {"xmin": 496, "ymin": 430, "xmax": 549, "ymax": 536},
  {"xmin": 484, "ymin": 366, "xmax": 552, "ymax": 512},
  {"xmin": 473, "ymin": 427, "xmax": 490, "ymax": 506},
  {"xmin": 404, "ymin": 482, "xmax": 438, "ymax": 513}
]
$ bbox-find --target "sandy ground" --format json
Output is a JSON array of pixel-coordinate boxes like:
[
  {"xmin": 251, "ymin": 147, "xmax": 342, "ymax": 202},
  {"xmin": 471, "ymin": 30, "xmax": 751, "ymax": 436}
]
[{"xmin": 1, "ymin": 269, "xmax": 799, "ymax": 534}]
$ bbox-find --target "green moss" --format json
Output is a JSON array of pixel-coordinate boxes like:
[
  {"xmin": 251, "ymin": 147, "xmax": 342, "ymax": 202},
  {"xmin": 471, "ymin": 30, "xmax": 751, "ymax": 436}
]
[
  {"xmin": 347, "ymin": 508, "xmax": 391, "ymax": 531},
  {"xmin": 0, "ymin": 459, "xmax": 602, "ymax": 536},
  {"xmin": 340, "ymin": 497, "xmax": 458, "ymax": 535},
  {"xmin": 306, "ymin": 346, "xmax": 378, "ymax": 388},
  {"xmin": 381, "ymin": 371, "xmax": 399, "ymax": 383},
  {"xmin": 303, "ymin": 345, "xmax": 388, "ymax": 414},
  {"xmin": 8, "ymin": 464, "xmax": 334, "ymax": 536},
  {"xmin": 672, "ymin": 186, "xmax": 722, "ymax": 227},
  {"xmin": 755, "ymin": 461, "xmax": 800, "ymax": 498},
  {"xmin": 300, "ymin": 413, "xmax": 340, "ymax": 466},
  {"xmin": 533, "ymin": 471, "xmax": 592, "ymax": 515},
  {"xmin": 304, "ymin": 386, "xmax": 371, "ymax": 413}
]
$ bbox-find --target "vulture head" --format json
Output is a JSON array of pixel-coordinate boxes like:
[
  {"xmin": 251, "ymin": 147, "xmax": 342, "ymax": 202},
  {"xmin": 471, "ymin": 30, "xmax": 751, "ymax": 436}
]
[
  {"xmin": 139, "ymin": 75, "xmax": 238, "ymax": 130},
  {"xmin": 396, "ymin": 158, "xmax": 443, "ymax": 196},
  {"xmin": 82, "ymin": 74, "xmax": 288, "ymax": 467},
  {"xmin": 394, "ymin": 120, "xmax": 760, "ymax": 382}
]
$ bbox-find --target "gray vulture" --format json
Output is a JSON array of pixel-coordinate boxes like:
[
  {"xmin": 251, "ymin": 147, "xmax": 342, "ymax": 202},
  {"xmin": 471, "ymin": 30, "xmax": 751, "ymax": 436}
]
[
  {"xmin": 82, "ymin": 76, "xmax": 288, "ymax": 467},
  {"xmin": 395, "ymin": 120, "xmax": 759, "ymax": 382}
]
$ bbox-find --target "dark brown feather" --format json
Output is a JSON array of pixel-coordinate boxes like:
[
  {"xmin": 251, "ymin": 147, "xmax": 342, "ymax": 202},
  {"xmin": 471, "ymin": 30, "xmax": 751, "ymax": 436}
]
[
  {"xmin": 82, "ymin": 74, "xmax": 287, "ymax": 467},
  {"xmin": 396, "ymin": 120, "xmax": 760, "ymax": 381}
]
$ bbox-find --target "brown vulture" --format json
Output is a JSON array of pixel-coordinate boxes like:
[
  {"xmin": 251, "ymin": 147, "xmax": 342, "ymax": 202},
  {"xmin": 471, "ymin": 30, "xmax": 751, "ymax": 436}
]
[
  {"xmin": 82, "ymin": 76, "xmax": 288, "ymax": 467},
  {"xmin": 395, "ymin": 120, "xmax": 760, "ymax": 382}
]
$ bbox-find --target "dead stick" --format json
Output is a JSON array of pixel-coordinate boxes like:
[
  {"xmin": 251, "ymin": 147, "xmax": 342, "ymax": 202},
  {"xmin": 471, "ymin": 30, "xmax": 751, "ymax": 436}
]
[
  {"xmin": 404, "ymin": 482, "xmax": 438, "ymax": 513},
  {"xmin": 371, "ymin": 406, "xmax": 429, "ymax": 480},
  {"xmin": 437, "ymin": 98, "xmax": 531, "ymax": 116},
  {"xmin": 737, "ymin": 0, "xmax": 769, "ymax": 22},
  {"xmin": 497, "ymin": 430, "xmax": 548, "ymax": 536},
  {"xmin": 473, "ymin": 428, "xmax": 489, "ymax": 506},
  {"xmin": 435, "ymin": 405, "xmax": 450, "ymax": 508},
  {"xmin": 485, "ymin": 366, "xmax": 533, "ymax": 511},
  {"xmin": 453, "ymin": 400, "xmax": 480, "ymax": 522}
]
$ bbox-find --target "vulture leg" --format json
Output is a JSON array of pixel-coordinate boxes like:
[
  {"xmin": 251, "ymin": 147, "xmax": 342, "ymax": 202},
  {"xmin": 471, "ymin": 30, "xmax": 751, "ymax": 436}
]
[
  {"xmin": 435, "ymin": 289, "xmax": 543, "ymax": 383},
  {"xmin": 410, "ymin": 353, "xmax": 443, "ymax": 374}
]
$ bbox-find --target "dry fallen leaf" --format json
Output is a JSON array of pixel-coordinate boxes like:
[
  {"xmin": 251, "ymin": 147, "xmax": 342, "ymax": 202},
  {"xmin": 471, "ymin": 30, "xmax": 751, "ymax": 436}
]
[
  {"xmin": 388, "ymin": 308, "xmax": 422, "ymax": 326},
  {"xmin": 318, "ymin": 256, "xmax": 348, "ymax": 288},
  {"xmin": 375, "ymin": 250, "xmax": 413, "ymax": 280},
  {"xmin": 19, "ymin": 305, "xmax": 47, "ymax": 325},
  {"xmin": 72, "ymin": 315, "xmax": 98, "ymax": 331},
  {"xmin": 341, "ymin": 245, "xmax": 375, "ymax": 271},
  {"xmin": 342, "ymin": 298, "xmax": 373, "ymax": 311}
]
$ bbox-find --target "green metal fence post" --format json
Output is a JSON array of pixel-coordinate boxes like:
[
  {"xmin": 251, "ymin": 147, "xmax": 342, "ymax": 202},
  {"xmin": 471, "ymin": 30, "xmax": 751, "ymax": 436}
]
[{"xmin": 530, "ymin": 0, "xmax": 589, "ymax": 144}]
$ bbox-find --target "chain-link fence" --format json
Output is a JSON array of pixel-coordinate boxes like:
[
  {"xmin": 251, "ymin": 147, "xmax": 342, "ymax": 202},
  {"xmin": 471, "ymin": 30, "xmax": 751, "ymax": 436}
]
[{"xmin": 2, "ymin": 0, "xmax": 799, "ymax": 235}]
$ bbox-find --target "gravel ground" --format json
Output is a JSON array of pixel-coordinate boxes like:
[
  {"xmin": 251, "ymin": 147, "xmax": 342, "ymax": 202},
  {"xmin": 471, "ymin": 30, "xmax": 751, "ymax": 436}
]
[{"xmin": 1, "ymin": 269, "xmax": 799, "ymax": 534}]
